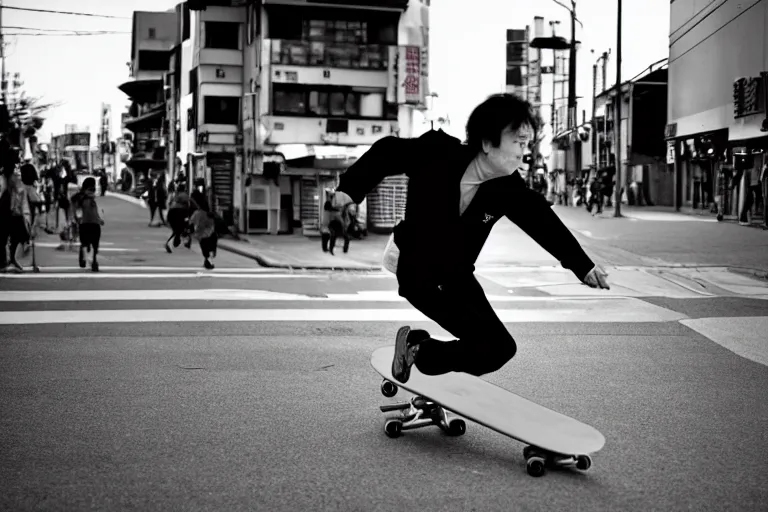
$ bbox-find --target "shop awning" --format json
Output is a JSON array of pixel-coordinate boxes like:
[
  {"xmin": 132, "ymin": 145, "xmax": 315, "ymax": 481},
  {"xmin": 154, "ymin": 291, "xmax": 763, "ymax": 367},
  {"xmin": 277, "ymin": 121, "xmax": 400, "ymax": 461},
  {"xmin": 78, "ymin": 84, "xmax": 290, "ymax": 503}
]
[{"xmin": 118, "ymin": 78, "xmax": 163, "ymax": 104}]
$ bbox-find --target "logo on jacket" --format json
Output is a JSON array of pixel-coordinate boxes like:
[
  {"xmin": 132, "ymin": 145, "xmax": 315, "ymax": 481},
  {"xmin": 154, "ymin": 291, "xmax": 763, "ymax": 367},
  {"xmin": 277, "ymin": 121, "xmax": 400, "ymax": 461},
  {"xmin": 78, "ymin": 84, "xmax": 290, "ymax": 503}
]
[{"xmin": 483, "ymin": 213, "xmax": 494, "ymax": 223}]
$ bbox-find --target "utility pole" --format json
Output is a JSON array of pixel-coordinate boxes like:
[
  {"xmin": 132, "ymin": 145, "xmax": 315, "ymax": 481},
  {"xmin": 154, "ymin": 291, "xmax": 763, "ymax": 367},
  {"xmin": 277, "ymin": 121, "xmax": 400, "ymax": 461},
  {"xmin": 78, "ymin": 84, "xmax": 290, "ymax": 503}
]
[
  {"xmin": 591, "ymin": 51, "xmax": 598, "ymax": 175},
  {"xmin": 549, "ymin": 20, "xmax": 560, "ymax": 132},
  {"xmin": 614, "ymin": 0, "xmax": 623, "ymax": 217},
  {"xmin": 0, "ymin": 0, "xmax": 7, "ymax": 108},
  {"xmin": 567, "ymin": 0, "xmax": 577, "ymax": 130}
]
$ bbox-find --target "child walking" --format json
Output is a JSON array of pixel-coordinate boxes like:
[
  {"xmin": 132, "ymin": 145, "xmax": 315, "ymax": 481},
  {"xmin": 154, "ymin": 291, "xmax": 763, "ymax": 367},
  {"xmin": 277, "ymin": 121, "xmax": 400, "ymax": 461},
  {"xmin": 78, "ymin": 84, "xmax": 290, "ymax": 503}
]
[{"xmin": 72, "ymin": 177, "xmax": 104, "ymax": 272}]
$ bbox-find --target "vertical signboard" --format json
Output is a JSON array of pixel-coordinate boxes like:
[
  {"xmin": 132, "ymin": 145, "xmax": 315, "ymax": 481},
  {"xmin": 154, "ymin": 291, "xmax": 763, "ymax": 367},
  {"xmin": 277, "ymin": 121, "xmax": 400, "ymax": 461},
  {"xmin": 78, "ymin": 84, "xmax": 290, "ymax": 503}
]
[
  {"xmin": 505, "ymin": 28, "xmax": 528, "ymax": 98},
  {"xmin": 397, "ymin": 46, "xmax": 422, "ymax": 105}
]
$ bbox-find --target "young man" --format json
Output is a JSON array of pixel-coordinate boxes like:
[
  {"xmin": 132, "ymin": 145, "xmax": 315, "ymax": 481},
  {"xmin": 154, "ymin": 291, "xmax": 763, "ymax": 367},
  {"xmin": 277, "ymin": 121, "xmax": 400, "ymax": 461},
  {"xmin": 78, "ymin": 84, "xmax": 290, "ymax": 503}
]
[{"xmin": 332, "ymin": 93, "xmax": 610, "ymax": 383}]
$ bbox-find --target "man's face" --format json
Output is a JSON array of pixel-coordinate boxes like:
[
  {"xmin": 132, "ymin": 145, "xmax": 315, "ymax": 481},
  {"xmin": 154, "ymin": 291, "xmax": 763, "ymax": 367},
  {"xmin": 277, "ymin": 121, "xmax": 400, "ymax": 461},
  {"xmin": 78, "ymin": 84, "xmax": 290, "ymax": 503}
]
[{"xmin": 484, "ymin": 124, "xmax": 534, "ymax": 174}]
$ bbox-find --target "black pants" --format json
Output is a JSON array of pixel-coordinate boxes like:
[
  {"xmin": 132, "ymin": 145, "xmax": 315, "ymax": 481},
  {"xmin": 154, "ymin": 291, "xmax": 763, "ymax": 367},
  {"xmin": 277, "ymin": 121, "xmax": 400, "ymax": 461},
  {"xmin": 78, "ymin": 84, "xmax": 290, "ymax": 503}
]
[
  {"xmin": 200, "ymin": 233, "xmax": 218, "ymax": 259},
  {"xmin": 150, "ymin": 204, "xmax": 166, "ymax": 224},
  {"xmin": 399, "ymin": 274, "xmax": 517, "ymax": 377},
  {"xmin": 79, "ymin": 224, "xmax": 101, "ymax": 253},
  {"xmin": 586, "ymin": 190, "xmax": 603, "ymax": 213}
]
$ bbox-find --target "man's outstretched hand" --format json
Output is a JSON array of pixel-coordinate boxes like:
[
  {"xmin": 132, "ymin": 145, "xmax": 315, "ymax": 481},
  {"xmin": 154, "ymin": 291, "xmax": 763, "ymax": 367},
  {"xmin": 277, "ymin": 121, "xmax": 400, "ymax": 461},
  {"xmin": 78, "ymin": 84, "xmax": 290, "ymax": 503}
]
[{"xmin": 583, "ymin": 265, "xmax": 610, "ymax": 289}]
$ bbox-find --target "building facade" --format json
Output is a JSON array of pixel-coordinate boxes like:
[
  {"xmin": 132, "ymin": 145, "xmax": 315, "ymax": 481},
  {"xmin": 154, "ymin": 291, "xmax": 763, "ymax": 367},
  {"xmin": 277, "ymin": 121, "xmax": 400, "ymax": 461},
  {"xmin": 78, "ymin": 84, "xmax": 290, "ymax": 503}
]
[
  {"xmin": 146, "ymin": 0, "xmax": 429, "ymax": 235},
  {"xmin": 595, "ymin": 65, "xmax": 671, "ymax": 206},
  {"xmin": 667, "ymin": 0, "xmax": 768, "ymax": 218},
  {"xmin": 119, "ymin": 10, "xmax": 178, "ymax": 196}
]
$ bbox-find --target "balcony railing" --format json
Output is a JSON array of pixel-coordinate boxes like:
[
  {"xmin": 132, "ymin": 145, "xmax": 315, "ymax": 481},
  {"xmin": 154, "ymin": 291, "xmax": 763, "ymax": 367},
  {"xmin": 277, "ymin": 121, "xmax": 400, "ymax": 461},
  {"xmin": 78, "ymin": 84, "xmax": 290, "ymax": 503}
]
[{"xmin": 270, "ymin": 40, "xmax": 389, "ymax": 70}]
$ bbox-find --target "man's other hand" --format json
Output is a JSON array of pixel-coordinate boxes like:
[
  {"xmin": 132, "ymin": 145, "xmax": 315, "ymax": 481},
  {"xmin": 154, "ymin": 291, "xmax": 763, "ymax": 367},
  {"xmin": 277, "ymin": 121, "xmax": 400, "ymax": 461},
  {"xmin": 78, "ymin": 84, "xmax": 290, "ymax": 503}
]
[{"xmin": 583, "ymin": 265, "xmax": 610, "ymax": 289}]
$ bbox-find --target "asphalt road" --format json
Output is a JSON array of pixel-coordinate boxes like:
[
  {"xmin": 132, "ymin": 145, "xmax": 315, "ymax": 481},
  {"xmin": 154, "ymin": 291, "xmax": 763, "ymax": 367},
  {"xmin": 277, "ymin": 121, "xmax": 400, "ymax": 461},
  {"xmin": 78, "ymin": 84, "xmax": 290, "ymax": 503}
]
[{"xmin": 1, "ymin": 270, "xmax": 767, "ymax": 511}]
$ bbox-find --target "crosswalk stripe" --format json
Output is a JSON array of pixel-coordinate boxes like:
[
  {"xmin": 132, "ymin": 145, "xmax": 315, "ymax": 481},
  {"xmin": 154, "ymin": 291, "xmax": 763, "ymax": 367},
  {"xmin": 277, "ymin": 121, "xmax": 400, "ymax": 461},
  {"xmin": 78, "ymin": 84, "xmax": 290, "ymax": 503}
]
[
  {"xmin": 0, "ymin": 289, "xmax": 660, "ymax": 302},
  {"xmin": 0, "ymin": 300, "xmax": 688, "ymax": 325},
  {"xmin": 0, "ymin": 272, "xmax": 389, "ymax": 279}
]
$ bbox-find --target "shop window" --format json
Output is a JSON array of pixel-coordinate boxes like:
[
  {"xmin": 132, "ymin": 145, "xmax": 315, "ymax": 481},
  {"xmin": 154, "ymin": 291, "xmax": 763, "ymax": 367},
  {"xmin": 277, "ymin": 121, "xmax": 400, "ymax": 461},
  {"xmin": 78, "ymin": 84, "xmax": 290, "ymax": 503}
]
[
  {"xmin": 205, "ymin": 21, "xmax": 240, "ymax": 50},
  {"xmin": 303, "ymin": 19, "xmax": 368, "ymax": 44},
  {"xmin": 359, "ymin": 92, "xmax": 383, "ymax": 118},
  {"xmin": 329, "ymin": 92, "xmax": 346, "ymax": 117},
  {"xmin": 274, "ymin": 89, "xmax": 307, "ymax": 115},
  {"xmin": 268, "ymin": 12, "xmax": 302, "ymax": 39},
  {"xmin": 204, "ymin": 96, "xmax": 240, "ymax": 125},
  {"xmin": 309, "ymin": 91, "xmax": 329, "ymax": 115}
]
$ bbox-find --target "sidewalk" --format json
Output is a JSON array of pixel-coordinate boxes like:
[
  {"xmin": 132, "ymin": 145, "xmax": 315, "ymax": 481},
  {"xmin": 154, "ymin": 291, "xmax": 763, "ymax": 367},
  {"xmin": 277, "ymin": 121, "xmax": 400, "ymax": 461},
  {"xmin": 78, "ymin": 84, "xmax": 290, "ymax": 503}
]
[
  {"xmin": 109, "ymin": 191, "xmax": 767, "ymax": 275},
  {"xmin": 218, "ymin": 234, "xmax": 386, "ymax": 271}
]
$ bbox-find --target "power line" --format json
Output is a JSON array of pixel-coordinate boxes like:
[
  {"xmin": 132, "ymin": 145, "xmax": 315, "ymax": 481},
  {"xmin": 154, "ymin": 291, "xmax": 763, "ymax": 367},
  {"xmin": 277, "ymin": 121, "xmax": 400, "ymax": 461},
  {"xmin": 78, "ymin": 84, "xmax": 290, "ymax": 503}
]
[
  {"xmin": 4, "ymin": 31, "xmax": 129, "ymax": 36},
  {"xmin": 0, "ymin": 5, "xmax": 131, "ymax": 19},
  {"xmin": 5, "ymin": 25, "xmax": 118, "ymax": 32}
]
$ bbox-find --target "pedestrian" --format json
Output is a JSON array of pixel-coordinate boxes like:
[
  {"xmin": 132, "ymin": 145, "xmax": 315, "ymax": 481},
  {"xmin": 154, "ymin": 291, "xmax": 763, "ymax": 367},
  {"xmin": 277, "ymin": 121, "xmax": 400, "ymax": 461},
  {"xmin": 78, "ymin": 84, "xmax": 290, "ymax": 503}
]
[
  {"xmin": 146, "ymin": 173, "xmax": 167, "ymax": 226},
  {"xmin": 99, "ymin": 170, "xmax": 108, "ymax": 196},
  {"xmin": 1, "ymin": 169, "xmax": 31, "ymax": 272},
  {"xmin": 586, "ymin": 173, "xmax": 604, "ymax": 215},
  {"xmin": 54, "ymin": 163, "xmax": 72, "ymax": 231},
  {"xmin": 331, "ymin": 93, "xmax": 610, "ymax": 383},
  {"xmin": 165, "ymin": 188, "xmax": 196, "ymax": 253},
  {"xmin": 320, "ymin": 190, "xmax": 352, "ymax": 255},
  {"xmin": 189, "ymin": 178, "xmax": 217, "ymax": 269},
  {"xmin": 71, "ymin": 177, "xmax": 104, "ymax": 272}
]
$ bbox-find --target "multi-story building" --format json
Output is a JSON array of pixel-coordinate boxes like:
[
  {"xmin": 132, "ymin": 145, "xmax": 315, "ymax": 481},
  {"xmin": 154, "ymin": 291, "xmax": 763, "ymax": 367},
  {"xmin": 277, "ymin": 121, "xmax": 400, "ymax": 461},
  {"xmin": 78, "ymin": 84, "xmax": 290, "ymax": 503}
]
[
  {"xmin": 163, "ymin": 0, "xmax": 428, "ymax": 235},
  {"xmin": 595, "ymin": 64, "xmax": 671, "ymax": 206},
  {"xmin": 666, "ymin": 0, "xmax": 767, "ymax": 218},
  {"xmin": 174, "ymin": 0, "xmax": 247, "ymax": 229},
  {"xmin": 246, "ymin": 0, "xmax": 417, "ymax": 235},
  {"xmin": 118, "ymin": 10, "xmax": 178, "ymax": 195}
]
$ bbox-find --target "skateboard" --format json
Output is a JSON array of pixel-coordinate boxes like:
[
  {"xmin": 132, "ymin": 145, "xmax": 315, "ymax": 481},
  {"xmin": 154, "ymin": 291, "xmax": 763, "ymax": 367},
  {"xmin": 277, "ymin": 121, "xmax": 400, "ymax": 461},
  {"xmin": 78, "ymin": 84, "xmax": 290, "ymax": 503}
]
[{"xmin": 371, "ymin": 346, "xmax": 606, "ymax": 477}]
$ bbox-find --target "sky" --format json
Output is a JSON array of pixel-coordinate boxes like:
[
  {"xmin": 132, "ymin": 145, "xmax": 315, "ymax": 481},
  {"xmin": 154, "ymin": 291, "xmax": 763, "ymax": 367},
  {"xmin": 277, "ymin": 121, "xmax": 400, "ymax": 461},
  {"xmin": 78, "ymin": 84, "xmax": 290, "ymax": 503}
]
[{"xmin": 3, "ymin": 0, "xmax": 670, "ymax": 145}]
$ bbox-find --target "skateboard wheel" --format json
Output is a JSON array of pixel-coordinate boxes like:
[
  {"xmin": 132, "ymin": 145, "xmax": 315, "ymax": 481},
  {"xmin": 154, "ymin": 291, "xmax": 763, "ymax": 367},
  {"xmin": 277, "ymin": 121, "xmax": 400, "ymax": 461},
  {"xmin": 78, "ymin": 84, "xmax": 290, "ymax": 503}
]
[
  {"xmin": 381, "ymin": 379, "xmax": 398, "ymax": 398},
  {"xmin": 446, "ymin": 419, "xmax": 466, "ymax": 436},
  {"xmin": 526, "ymin": 457, "xmax": 546, "ymax": 477},
  {"xmin": 576, "ymin": 455, "xmax": 592, "ymax": 471},
  {"xmin": 384, "ymin": 419, "xmax": 403, "ymax": 438}
]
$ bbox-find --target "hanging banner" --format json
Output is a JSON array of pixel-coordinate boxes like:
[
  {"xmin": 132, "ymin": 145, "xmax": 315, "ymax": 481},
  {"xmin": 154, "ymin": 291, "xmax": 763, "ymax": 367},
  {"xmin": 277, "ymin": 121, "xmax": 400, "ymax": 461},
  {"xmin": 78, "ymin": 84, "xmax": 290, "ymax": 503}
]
[{"xmin": 397, "ymin": 45, "xmax": 422, "ymax": 106}]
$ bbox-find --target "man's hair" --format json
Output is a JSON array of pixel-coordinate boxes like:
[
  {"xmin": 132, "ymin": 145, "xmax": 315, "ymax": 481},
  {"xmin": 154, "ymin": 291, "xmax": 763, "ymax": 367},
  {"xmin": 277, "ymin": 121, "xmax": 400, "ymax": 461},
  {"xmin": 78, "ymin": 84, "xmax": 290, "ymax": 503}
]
[
  {"xmin": 82, "ymin": 177, "xmax": 96, "ymax": 191},
  {"xmin": 465, "ymin": 93, "xmax": 539, "ymax": 155}
]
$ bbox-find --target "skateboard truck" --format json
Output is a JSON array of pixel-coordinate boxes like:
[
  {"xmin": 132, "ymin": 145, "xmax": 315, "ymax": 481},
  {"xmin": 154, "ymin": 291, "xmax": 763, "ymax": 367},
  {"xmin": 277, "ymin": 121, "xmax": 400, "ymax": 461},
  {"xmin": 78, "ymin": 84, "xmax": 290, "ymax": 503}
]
[
  {"xmin": 379, "ymin": 379, "xmax": 466, "ymax": 439},
  {"xmin": 523, "ymin": 445, "xmax": 592, "ymax": 477}
]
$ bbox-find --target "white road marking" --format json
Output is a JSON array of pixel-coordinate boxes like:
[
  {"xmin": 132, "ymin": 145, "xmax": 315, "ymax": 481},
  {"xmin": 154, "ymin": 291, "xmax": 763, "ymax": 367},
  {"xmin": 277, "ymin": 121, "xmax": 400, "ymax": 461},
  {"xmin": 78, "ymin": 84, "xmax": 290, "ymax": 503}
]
[
  {"xmin": 35, "ymin": 242, "xmax": 116, "ymax": 247},
  {"xmin": 680, "ymin": 317, "xmax": 768, "ymax": 366},
  {"xmin": 0, "ymin": 271, "xmax": 390, "ymax": 279},
  {"xmin": 0, "ymin": 289, "xmax": 652, "ymax": 302},
  {"xmin": 0, "ymin": 301, "xmax": 688, "ymax": 325}
]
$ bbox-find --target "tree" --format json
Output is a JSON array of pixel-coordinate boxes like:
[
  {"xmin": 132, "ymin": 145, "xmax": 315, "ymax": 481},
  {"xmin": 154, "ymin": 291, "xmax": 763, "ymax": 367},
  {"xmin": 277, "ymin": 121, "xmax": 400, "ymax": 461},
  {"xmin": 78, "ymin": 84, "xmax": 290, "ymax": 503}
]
[{"xmin": 3, "ymin": 72, "xmax": 63, "ymax": 145}]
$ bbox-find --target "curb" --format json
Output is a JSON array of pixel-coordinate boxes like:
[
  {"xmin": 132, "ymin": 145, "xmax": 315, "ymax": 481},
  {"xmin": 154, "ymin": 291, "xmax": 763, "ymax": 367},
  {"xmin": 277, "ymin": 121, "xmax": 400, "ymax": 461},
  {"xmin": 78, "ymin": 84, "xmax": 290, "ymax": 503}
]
[{"xmin": 217, "ymin": 240, "xmax": 382, "ymax": 272}]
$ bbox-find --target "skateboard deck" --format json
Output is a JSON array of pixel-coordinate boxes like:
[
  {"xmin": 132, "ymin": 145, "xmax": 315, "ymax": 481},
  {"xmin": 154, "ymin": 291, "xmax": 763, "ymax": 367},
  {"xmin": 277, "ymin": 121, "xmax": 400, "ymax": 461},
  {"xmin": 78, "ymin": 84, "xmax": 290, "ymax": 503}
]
[{"xmin": 371, "ymin": 346, "xmax": 605, "ymax": 475}]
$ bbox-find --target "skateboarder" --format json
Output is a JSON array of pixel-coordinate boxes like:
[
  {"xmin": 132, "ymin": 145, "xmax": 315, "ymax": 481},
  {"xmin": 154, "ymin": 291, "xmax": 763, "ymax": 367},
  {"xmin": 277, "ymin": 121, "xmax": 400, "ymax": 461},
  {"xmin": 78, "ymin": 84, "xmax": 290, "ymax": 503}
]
[{"xmin": 332, "ymin": 93, "xmax": 610, "ymax": 383}]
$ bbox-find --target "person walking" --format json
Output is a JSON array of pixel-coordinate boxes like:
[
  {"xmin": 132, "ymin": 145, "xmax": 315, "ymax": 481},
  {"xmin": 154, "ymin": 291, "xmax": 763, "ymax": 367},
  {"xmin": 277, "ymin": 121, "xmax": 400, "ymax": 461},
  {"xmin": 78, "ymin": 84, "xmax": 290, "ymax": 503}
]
[{"xmin": 71, "ymin": 177, "xmax": 104, "ymax": 272}]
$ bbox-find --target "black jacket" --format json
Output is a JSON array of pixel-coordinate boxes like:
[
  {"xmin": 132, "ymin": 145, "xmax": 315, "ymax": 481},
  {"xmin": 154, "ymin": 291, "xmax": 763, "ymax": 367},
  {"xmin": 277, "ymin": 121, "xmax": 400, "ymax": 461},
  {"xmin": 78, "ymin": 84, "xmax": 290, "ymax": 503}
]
[{"xmin": 336, "ymin": 130, "xmax": 595, "ymax": 286}]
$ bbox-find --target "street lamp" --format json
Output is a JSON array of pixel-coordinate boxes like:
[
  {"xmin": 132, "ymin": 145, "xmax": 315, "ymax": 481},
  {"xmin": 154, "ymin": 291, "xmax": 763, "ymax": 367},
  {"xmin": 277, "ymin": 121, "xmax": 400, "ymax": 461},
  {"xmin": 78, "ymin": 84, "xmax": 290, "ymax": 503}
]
[
  {"xmin": 542, "ymin": 0, "xmax": 583, "ymax": 130},
  {"xmin": 591, "ymin": 49, "xmax": 609, "ymax": 177}
]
